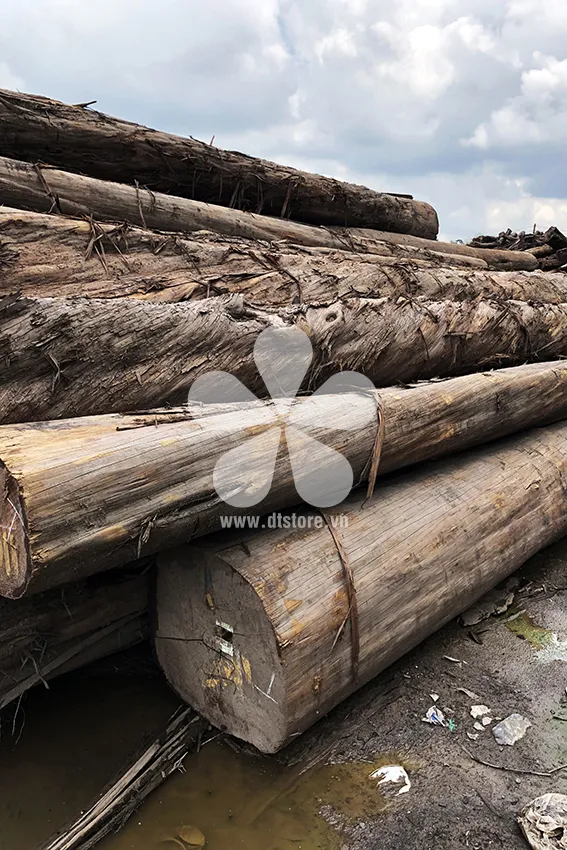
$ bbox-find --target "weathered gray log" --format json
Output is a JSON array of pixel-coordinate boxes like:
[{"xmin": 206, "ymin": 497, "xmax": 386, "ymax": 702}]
[
  {"xmin": 156, "ymin": 420, "xmax": 567, "ymax": 752},
  {"xmin": 0, "ymin": 156, "xmax": 536, "ymax": 271},
  {"xmin": 2, "ymin": 362, "xmax": 567, "ymax": 598},
  {"xmin": 2, "ymin": 292, "xmax": 567, "ymax": 425},
  {"xmin": 0, "ymin": 89, "xmax": 439, "ymax": 236},
  {"xmin": 0, "ymin": 570, "xmax": 148, "ymax": 708},
  {"xmin": 1, "ymin": 209, "xmax": 559, "ymax": 307}
]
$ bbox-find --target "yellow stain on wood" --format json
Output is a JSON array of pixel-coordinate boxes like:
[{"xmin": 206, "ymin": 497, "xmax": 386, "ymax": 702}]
[
  {"xmin": 439, "ymin": 424, "xmax": 457, "ymax": 440},
  {"xmin": 493, "ymin": 495, "xmax": 506, "ymax": 509},
  {"xmin": 241, "ymin": 656, "xmax": 252, "ymax": 684},
  {"xmin": 205, "ymin": 657, "xmax": 243, "ymax": 691}
]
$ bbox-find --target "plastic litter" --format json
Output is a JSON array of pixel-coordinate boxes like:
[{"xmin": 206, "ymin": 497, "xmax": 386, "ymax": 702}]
[
  {"xmin": 422, "ymin": 706, "xmax": 447, "ymax": 726},
  {"xmin": 370, "ymin": 765, "xmax": 411, "ymax": 796},
  {"xmin": 518, "ymin": 793, "xmax": 567, "ymax": 849},
  {"xmin": 430, "ymin": 693, "xmax": 440, "ymax": 702},
  {"xmin": 474, "ymin": 722, "xmax": 486, "ymax": 732},
  {"xmin": 493, "ymin": 714, "xmax": 532, "ymax": 746}
]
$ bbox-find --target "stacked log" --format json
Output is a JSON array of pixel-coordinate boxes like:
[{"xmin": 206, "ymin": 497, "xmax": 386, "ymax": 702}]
[
  {"xmin": 155, "ymin": 420, "xmax": 567, "ymax": 752},
  {"xmin": 0, "ymin": 569, "xmax": 148, "ymax": 709},
  {"xmin": 2, "ymin": 291, "xmax": 567, "ymax": 425},
  {"xmin": 0, "ymin": 158, "xmax": 535, "ymax": 270},
  {"xmin": 1, "ymin": 362, "xmax": 566, "ymax": 598},
  {"xmin": 2, "ymin": 84, "xmax": 567, "ymax": 773},
  {"xmin": 0, "ymin": 89, "xmax": 439, "ymax": 237},
  {"xmin": 0, "ymin": 208, "xmax": 550, "ymax": 305}
]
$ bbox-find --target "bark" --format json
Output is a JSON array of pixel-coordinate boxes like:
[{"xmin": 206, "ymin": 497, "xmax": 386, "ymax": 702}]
[
  {"xmin": 2, "ymin": 292, "xmax": 567, "ymax": 425},
  {"xmin": 0, "ymin": 157, "xmax": 536, "ymax": 271},
  {"xmin": 1, "ymin": 209, "xmax": 557, "ymax": 307},
  {"xmin": 155, "ymin": 420, "xmax": 567, "ymax": 752},
  {"xmin": 2, "ymin": 361, "xmax": 567, "ymax": 598},
  {"xmin": 0, "ymin": 570, "xmax": 148, "ymax": 708},
  {"xmin": 39, "ymin": 708, "xmax": 205, "ymax": 850},
  {"xmin": 0, "ymin": 89, "xmax": 439, "ymax": 236}
]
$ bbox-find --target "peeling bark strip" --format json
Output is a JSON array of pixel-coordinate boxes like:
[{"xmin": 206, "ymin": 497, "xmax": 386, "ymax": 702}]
[
  {"xmin": 39, "ymin": 708, "xmax": 205, "ymax": 850},
  {"xmin": 2, "ymin": 362, "xmax": 567, "ymax": 598},
  {"xmin": 0, "ymin": 570, "xmax": 148, "ymax": 707},
  {"xmin": 0, "ymin": 88, "xmax": 439, "ymax": 236},
  {"xmin": 2, "ymin": 292, "xmax": 567, "ymax": 425},
  {"xmin": 0, "ymin": 208, "xmax": 557, "ymax": 306},
  {"xmin": 156, "ymin": 420, "xmax": 567, "ymax": 753},
  {"xmin": 0, "ymin": 156, "xmax": 536, "ymax": 271}
]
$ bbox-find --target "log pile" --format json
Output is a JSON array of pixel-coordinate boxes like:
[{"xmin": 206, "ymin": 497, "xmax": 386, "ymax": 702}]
[
  {"xmin": 2, "ymin": 84, "xmax": 567, "ymax": 833},
  {"xmin": 470, "ymin": 226, "xmax": 567, "ymax": 271}
]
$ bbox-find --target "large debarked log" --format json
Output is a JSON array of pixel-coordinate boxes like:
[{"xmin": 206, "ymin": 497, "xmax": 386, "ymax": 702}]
[
  {"xmin": 1, "ymin": 208, "xmax": 557, "ymax": 306},
  {"xmin": 0, "ymin": 569, "xmax": 148, "ymax": 709},
  {"xmin": 0, "ymin": 89, "xmax": 439, "ymax": 236},
  {"xmin": 156, "ymin": 420, "xmax": 567, "ymax": 752},
  {"xmin": 1, "ymin": 362, "xmax": 567, "ymax": 598},
  {"xmin": 0, "ymin": 156, "xmax": 536, "ymax": 271},
  {"xmin": 2, "ymin": 292, "xmax": 567, "ymax": 424}
]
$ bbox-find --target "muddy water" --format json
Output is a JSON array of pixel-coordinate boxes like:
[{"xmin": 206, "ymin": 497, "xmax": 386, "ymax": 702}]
[{"xmin": 0, "ymin": 662, "xmax": 394, "ymax": 850}]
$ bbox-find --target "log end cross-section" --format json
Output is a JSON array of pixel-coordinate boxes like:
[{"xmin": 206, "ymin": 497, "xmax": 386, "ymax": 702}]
[
  {"xmin": 0, "ymin": 463, "xmax": 31, "ymax": 598},
  {"xmin": 156, "ymin": 546, "xmax": 288, "ymax": 754}
]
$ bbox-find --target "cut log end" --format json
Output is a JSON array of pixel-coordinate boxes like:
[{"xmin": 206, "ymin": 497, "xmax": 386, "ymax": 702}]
[
  {"xmin": 155, "ymin": 547, "xmax": 286, "ymax": 753},
  {"xmin": 0, "ymin": 464, "xmax": 30, "ymax": 599}
]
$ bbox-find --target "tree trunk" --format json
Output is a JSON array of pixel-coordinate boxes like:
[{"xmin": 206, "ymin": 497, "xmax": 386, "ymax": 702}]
[
  {"xmin": 1, "ymin": 209, "xmax": 557, "ymax": 307},
  {"xmin": 0, "ymin": 89, "xmax": 439, "ymax": 237},
  {"xmin": 0, "ymin": 569, "xmax": 148, "ymax": 709},
  {"xmin": 2, "ymin": 292, "xmax": 567, "ymax": 425},
  {"xmin": 0, "ymin": 156, "xmax": 536, "ymax": 271},
  {"xmin": 155, "ymin": 420, "xmax": 567, "ymax": 752},
  {"xmin": 2, "ymin": 361, "xmax": 567, "ymax": 598}
]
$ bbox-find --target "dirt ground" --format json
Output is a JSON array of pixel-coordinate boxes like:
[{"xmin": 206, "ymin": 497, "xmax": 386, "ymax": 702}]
[{"xmin": 280, "ymin": 538, "xmax": 567, "ymax": 850}]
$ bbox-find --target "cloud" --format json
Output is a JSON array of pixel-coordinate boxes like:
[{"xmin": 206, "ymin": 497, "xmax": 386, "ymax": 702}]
[{"xmin": 0, "ymin": 0, "xmax": 566, "ymax": 239}]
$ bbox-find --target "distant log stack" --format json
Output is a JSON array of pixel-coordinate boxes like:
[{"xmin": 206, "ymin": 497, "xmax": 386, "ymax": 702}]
[
  {"xmin": 2, "ymin": 362, "xmax": 566, "ymax": 598},
  {"xmin": 156, "ymin": 421, "xmax": 567, "ymax": 752},
  {"xmin": 470, "ymin": 226, "xmax": 567, "ymax": 271},
  {"xmin": 0, "ymin": 89, "xmax": 439, "ymax": 237}
]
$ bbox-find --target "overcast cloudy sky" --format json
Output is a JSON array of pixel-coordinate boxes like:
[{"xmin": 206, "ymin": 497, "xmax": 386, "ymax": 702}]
[{"xmin": 1, "ymin": 0, "xmax": 566, "ymax": 241}]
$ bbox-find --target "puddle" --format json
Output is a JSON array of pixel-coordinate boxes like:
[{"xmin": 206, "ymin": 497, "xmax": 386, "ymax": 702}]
[
  {"xmin": 505, "ymin": 612, "xmax": 555, "ymax": 649},
  {"xmin": 0, "ymin": 658, "xmax": 402, "ymax": 850}
]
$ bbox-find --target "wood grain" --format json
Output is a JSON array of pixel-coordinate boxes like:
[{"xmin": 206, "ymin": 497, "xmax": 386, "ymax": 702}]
[
  {"xmin": 156, "ymin": 420, "xmax": 567, "ymax": 752},
  {"xmin": 2, "ymin": 361, "xmax": 567, "ymax": 597}
]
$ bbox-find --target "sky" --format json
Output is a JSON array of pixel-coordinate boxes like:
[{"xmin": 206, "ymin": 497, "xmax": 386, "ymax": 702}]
[{"xmin": 1, "ymin": 0, "xmax": 567, "ymax": 241}]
